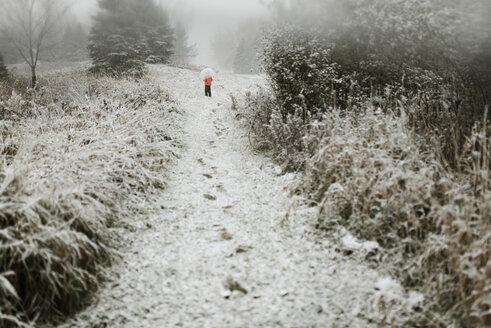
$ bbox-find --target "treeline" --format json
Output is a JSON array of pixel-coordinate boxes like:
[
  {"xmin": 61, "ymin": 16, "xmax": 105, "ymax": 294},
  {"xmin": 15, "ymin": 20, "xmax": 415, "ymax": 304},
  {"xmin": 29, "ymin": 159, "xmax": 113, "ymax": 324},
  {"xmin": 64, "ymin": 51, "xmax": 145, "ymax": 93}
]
[
  {"xmin": 0, "ymin": 0, "xmax": 196, "ymax": 86},
  {"xmin": 239, "ymin": 0, "xmax": 490, "ymax": 326}
]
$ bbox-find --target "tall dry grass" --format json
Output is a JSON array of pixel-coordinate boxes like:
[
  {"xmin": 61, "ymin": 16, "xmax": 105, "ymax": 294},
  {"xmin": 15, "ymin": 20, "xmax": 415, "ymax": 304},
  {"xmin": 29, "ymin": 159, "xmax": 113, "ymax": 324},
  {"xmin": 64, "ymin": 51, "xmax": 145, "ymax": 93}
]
[
  {"xmin": 237, "ymin": 89, "xmax": 490, "ymax": 327},
  {"xmin": 0, "ymin": 71, "xmax": 180, "ymax": 327}
]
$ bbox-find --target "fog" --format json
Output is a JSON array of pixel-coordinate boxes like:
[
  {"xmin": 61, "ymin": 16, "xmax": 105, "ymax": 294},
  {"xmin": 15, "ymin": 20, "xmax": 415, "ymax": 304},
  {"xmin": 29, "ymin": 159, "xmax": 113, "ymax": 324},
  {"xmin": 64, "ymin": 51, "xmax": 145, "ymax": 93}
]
[
  {"xmin": 165, "ymin": 0, "xmax": 269, "ymax": 66},
  {"xmin": 67, "ymin": 0, "xmax": 269, "ymax": 67},
  {"xmin": 68, "ymin": 0, "xmax": 96, "ymax": 24}
]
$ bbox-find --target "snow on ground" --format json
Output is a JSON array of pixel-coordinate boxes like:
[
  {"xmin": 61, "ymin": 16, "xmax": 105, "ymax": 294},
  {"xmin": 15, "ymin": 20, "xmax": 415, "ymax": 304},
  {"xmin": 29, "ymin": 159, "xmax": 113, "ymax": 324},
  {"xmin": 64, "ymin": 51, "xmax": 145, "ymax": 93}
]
[{"xmin": 59, "ymin": 65, "xmax": 409, "ymax": 328}]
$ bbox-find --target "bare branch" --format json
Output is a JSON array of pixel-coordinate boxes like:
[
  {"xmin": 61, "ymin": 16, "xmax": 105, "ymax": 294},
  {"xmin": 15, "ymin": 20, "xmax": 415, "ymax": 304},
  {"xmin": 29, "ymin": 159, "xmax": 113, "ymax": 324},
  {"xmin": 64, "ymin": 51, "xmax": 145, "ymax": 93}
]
[{"xmin": 0, "ymin": 0, "xmax": 67, "ymax": 86}]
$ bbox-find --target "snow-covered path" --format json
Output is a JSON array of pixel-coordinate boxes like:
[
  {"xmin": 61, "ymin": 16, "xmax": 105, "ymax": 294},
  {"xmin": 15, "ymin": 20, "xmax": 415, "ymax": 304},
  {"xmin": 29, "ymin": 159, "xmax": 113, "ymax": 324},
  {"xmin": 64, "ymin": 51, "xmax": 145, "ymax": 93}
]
[{"xmin": 61, "ymin": 65, "xmax": 387, "ymax": 328}]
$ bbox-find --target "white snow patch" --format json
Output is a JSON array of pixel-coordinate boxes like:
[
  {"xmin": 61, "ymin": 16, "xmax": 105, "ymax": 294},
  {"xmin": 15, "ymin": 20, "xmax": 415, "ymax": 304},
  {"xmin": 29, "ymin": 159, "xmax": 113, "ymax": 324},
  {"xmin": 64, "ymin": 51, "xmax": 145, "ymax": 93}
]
[
  {"xmin": 341, "ymin": 234, "xmax": 363, "ymax": 250},
  {"xmin": 369, "ymin": 277, "xmax": 425, "ymax": 325},
  {"xmin": 408, "ymin": 290, "xmax": 425, "ymax": 308},
  {"xmin": 340, "ymin": 230, "xmax": 380, "ymax": 254},
  {"xmin": 374, "ymin": 276, "xmax": 404, "ymax": 301}
]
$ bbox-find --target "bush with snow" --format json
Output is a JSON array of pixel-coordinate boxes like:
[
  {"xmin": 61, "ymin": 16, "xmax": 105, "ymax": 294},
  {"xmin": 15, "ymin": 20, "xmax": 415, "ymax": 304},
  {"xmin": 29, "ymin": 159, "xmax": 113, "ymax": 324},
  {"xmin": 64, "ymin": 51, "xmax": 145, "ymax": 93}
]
[
  {"xmin": 265, "ymin": 0, "xmax": 491, "ymax": 166},
  {"xmin": 262, "ymin": 28, "xmax": 336, "ymax": 118}
]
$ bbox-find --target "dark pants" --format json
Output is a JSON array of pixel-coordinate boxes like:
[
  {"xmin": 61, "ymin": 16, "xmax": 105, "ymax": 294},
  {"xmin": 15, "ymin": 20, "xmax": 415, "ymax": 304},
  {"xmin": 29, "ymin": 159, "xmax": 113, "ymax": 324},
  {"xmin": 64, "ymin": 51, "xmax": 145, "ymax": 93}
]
[{"xmin": 205, "ymin": 85, "xmax": 212, "ymax": 97}]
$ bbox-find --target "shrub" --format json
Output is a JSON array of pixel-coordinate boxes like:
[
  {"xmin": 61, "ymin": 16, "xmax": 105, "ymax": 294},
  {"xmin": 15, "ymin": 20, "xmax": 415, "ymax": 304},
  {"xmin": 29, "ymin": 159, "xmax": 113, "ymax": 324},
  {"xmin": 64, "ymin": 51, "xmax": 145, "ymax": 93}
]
[
  {"xmin": 0, "ymin": 71, "xmax": 180, "ymax": 327},
  {"xmin": 264, "ymin": 0, "xmax": 490, "ymax": 165},
  {"xmin": 262, "ymin": 27, "xmax": 337, "ymax": 118},
  {"xmin": 238, "ymin": 86, "xmax": 490, "ymax": 326},
  {"xmin": 245, "ymin": 1, "xmax": 490, "ymax": 326},
  {"xmin": 236, "ymin": 88, "xmax": 310, "ymax": 170},
  {"xmin": 334, "ymin": 0, "xmax": 490, "ymax": 166}
]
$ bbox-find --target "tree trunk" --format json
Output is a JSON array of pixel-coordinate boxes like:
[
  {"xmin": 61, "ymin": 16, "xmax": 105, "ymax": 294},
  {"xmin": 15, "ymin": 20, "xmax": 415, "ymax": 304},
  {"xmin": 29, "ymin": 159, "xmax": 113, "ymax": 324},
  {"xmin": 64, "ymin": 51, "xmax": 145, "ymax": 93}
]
[{"xmin": 31, "ymin": 66, "xmax": 37, "ymax": 88}]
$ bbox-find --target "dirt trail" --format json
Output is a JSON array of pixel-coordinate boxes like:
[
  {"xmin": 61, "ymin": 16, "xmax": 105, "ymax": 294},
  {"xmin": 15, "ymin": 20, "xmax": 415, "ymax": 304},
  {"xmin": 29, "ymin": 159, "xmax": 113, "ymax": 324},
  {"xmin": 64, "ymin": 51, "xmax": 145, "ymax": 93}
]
[{"xmin": 61, "ymin": 66, "xmax": 386, "ymax": 328}]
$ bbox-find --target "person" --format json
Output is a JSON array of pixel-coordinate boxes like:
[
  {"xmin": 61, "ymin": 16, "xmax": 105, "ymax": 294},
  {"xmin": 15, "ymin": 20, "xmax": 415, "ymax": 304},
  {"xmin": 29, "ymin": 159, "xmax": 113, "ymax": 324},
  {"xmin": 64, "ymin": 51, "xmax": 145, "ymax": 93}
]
[{"xmin": 204, "ymin": 75, "xmax": 213, "ymax": 97}]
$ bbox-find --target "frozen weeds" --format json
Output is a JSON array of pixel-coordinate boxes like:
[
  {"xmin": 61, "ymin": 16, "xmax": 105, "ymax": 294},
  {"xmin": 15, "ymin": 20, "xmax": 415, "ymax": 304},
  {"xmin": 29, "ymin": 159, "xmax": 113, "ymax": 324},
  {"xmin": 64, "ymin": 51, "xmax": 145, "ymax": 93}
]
[{"xmin": 58, "ymin": 65, "xmax": 416, "ymax": 328}]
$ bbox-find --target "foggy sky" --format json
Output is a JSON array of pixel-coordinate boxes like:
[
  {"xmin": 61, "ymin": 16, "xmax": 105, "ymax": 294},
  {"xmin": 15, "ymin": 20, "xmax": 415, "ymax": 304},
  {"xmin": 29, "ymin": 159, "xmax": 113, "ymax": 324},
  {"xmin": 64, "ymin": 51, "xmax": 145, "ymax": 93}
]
[{"xmin": 68, "ymin": 0, "xmax": 269, "ymax": 67}]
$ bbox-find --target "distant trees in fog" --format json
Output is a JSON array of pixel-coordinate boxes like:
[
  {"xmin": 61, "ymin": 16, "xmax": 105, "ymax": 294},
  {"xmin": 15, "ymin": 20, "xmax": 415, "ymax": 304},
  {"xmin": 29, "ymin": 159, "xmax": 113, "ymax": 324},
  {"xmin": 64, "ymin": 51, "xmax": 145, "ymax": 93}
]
[
  {"xmin": 211, "ymin": 31, "xmax": 237, "ymax": 71},
  {"xmin": 50, "ymin": 20, "xmax": 89, "ymax": 62},
  {"xmin": 0, "ymin": 0, "xmax": 201, "ymax": 79},
  {"xmin": 234, "ymin": 31, "xmax": 261, "ymax": 74},
  {"xmin": 0, "ymin": 15, "xmax": 89, "ymax": 65},
  {"xmin": 172, "ymin": 22, "xmax": 197, "ymax": 65},
  {"xmin": 88, "ymin": 0, "xmax": 174, "ymax": 77},
  {"xmin": 212, "ymin": 19, "xmax": 263, "ymax": 74}
]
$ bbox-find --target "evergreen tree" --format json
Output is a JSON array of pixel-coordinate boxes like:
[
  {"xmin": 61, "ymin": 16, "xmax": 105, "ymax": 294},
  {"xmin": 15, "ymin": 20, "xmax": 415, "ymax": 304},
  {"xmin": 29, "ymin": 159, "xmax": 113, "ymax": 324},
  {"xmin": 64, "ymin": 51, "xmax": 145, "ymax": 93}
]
[
  {"xmin": 0, "ymin": 53, "xmax": 9, "ymax": 82},
  {"xmin": 172, "ymin": 22, "xmax": 197, "ymax": 64},
  {"xmin": 89, "ymin": 0, "xmax": 174, "ymax": 77}
]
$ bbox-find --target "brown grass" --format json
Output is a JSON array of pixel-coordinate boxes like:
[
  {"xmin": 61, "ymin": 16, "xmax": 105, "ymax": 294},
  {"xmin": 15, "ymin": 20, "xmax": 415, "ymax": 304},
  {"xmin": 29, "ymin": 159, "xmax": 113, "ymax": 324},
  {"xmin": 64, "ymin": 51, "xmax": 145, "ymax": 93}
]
[
  {"xmin": 0, "ymin": 71, "xmax": 180, "ymax": 327},
  {"xmin": 238, "ymin": 89, "xmax": 490, "ymax": 327}
]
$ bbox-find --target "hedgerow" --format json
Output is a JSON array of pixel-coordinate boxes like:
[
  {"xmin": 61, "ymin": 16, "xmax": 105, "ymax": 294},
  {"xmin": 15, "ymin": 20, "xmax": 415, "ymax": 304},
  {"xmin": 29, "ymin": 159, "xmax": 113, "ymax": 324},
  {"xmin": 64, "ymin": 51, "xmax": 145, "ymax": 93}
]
[
  {"xmin": 237, "ymin": 83, "xmax": 490, "ymax": 326},
  {"xmin": 236, "ymin": 18, "xmax": 490, "ymax": 324}
]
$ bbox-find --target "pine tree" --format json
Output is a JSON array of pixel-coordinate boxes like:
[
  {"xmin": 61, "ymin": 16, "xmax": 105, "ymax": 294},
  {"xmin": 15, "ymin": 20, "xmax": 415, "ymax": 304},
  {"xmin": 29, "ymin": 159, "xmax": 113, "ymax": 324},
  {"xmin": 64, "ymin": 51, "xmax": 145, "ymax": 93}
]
[
  {"xmin": 172, "ymin": 22, "xmax": 197, "ymax": 64},
  {"xmin": 0, "ymin": 53, "xmax": 9, "ymax": 82},
  {"xmin": 89, "ymin": 0, "xmax": 174, "ymax": 77}
]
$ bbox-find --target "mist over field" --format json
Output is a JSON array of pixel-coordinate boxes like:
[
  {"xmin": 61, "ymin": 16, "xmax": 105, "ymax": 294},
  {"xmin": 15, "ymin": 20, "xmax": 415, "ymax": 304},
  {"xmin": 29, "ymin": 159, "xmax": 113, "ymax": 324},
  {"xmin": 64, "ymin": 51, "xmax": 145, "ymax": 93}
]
[
  {"xmin": 2, "ymin": 0, "xmax": 489, "ymax": 70},
  {"xmin": 0, "ymin": 1, "xmax": 489, "ymax": 328}
]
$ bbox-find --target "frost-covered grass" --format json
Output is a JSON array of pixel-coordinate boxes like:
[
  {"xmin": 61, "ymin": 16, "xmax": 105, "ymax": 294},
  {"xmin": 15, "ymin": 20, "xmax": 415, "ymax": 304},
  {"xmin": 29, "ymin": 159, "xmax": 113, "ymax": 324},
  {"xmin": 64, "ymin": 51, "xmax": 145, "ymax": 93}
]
[
  {"xmin": 0, "ymin": 72, "xmax": 180, "ymax": 327},
  {"xmin": 237, "ymin": 89, "xmax": 490, "ymax": 327}
]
